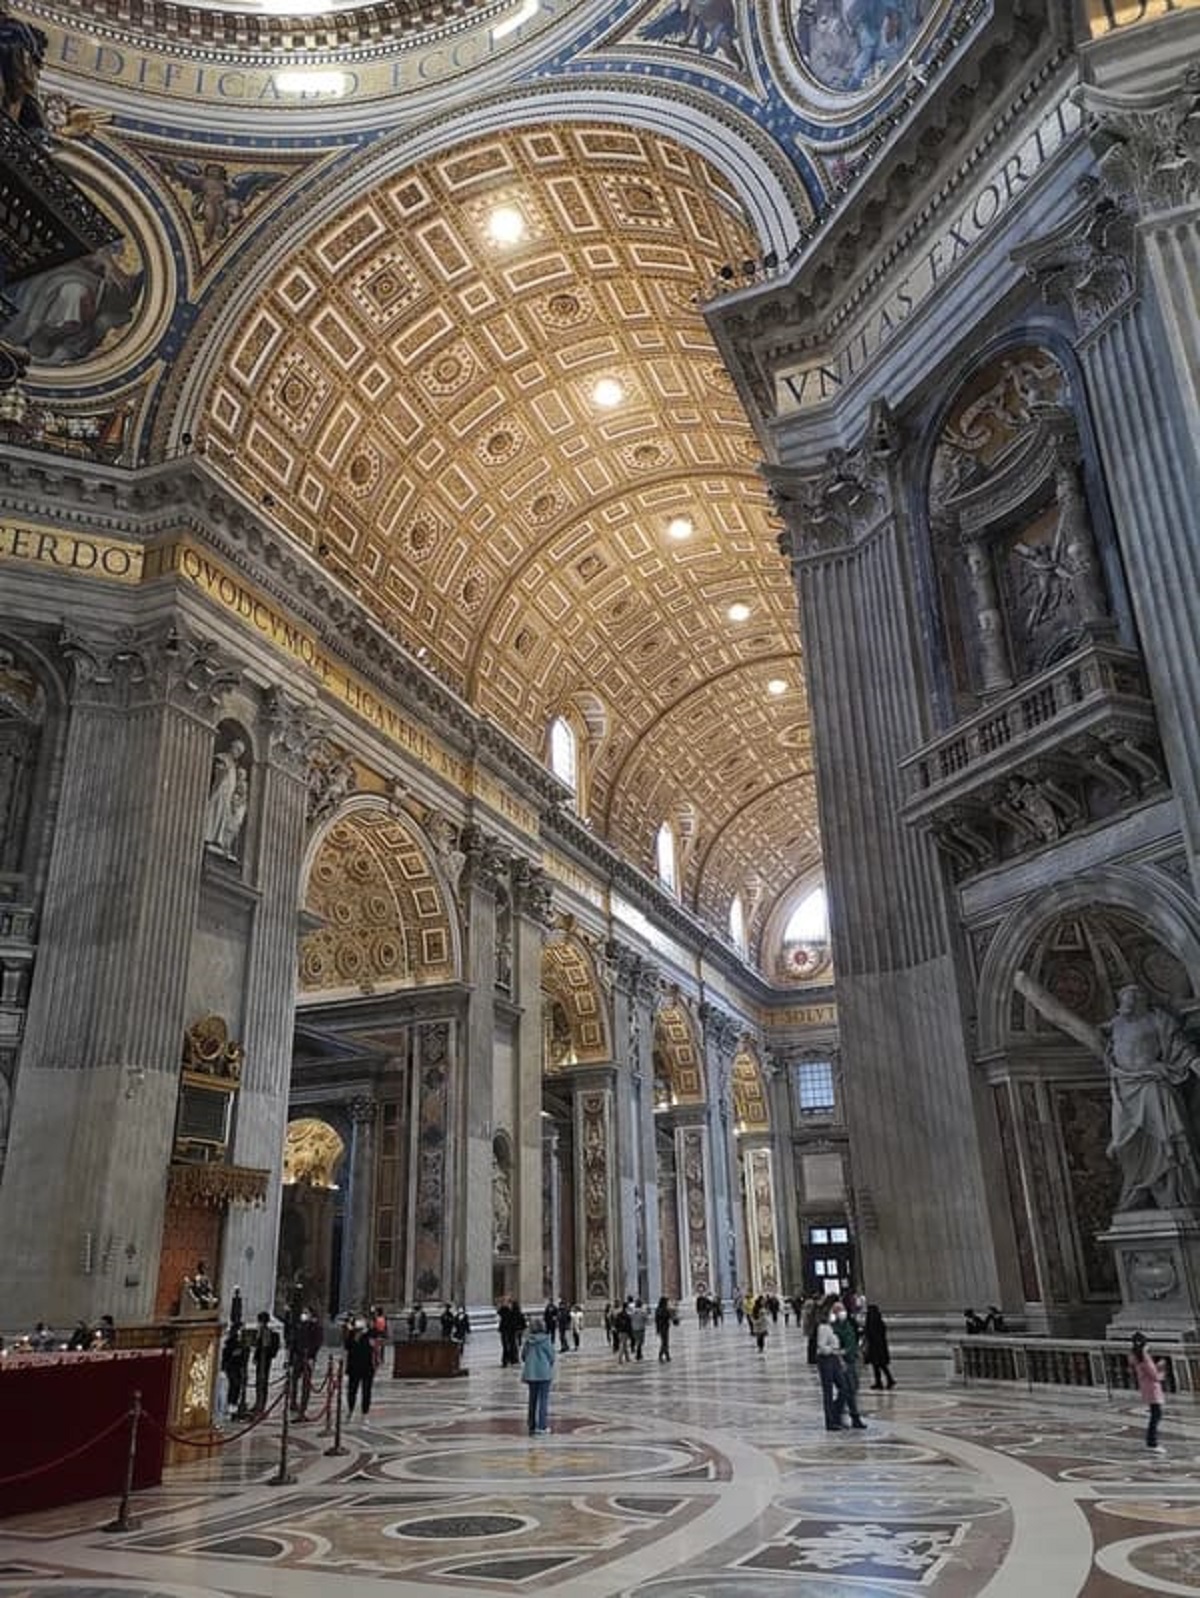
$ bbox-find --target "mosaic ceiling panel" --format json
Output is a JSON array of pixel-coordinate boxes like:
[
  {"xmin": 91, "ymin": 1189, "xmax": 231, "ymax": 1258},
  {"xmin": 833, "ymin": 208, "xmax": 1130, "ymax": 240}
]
[{"xmin": 202, "ymin": 123, "xmax": 818, "ymax": 929}]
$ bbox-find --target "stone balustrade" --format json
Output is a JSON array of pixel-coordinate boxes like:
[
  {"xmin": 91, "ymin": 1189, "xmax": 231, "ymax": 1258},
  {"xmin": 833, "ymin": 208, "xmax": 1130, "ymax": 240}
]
[{"xmin": 954, "ymin": 1335, "xmax": 1200, "ymax": 1397}]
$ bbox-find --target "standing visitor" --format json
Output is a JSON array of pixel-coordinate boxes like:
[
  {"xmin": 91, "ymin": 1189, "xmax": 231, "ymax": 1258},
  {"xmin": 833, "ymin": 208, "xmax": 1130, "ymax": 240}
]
[
  {"xmin": 498, "ymin": 1297, "xmax": 525, "ymax": 1367},
  {"xmin": 221, "ymin": 1323, "xmax": 248, "ymax": 1417},
  {"xmin": 521, "ymin": 1322, "xmax": 556, "ymax": 1435},
  {"xmin": 750, "ymin": 1295, "xmax": 769, "ymax": 1352},
  {"xmin": 815, "ymin": 1307, "xmax": 845, "ymax": 1432},
  {"xmin": 629, "ymin": 1298, "xmax": 648, "ymax": 1361},
  {"xmin": 654, "ymin": 1296, "xmax": 676, "ymax": 1362},
  {"xmin": 831, "ymin": 1300, "xmax": 867, "ymax": 1429},
  {"xmin": 570, "ymin": 1303, "xmax": 583, "ymax": 1349},
  {"xmin": 250, "ymin": 1310, "xmax": 280, "ymax": 1413},
  {"xmin": 863, "ymin": 1304, "xmax": 896, "ymax": 1390},
  {"xmin": 346, "ymin": 1318, "xmax": 375, "ymax": 1418},
  {"xmin": 1131, "ymin": 1332, "xmax": 1167, "ymax": 1453}
]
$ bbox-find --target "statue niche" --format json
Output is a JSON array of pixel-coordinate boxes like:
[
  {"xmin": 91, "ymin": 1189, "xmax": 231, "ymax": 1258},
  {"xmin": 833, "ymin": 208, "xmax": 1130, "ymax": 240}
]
[
  {"xmin": 204, "ymin": 719, "xmax": 251, "ymax": 862},
  {"xmin": 928, "ymin": 347, "xmax": 1113, "ymax": 710},
  {"xmin": 0, "ymin": 646, "xmax": 45, "ymax": 883}
]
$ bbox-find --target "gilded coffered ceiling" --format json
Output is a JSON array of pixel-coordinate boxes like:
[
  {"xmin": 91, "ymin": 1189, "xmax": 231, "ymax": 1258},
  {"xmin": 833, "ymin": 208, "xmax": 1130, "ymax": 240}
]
[{"xmin": 199, "ymin": 121, "xmax": 816, "ymax": 936}]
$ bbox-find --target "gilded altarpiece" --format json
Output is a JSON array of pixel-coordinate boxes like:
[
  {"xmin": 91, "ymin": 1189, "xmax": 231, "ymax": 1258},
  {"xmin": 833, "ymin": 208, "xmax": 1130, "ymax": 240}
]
[
  {"xmin": 677, "ymin": 1125, "xmax": 712, "ymax": 1297},
  {"xmin": 743, "ymin": 1145, "xmax": 781, "ymax": 1294},
  {"xmin": 579, "ymin": 1090, "xmax": 613, "ymax": 1302}
]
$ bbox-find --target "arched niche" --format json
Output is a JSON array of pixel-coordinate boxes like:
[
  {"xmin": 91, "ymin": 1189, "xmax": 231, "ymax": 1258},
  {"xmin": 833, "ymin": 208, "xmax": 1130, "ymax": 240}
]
[
  {"xmin": 731, "ymin": 1044, "xmax": 770, "ymax": 1132},
  {"xmin": 924, "ymin": 342, "xmax": 1126, "ymax": 722},
  {"xmin": 299, "ymin": 801, "xmax": 460, "ymax": 1001},
  {"xmin": 653, "ymin": 999, "xmax": 706, "ymax": 1107},
  {"xmin": 541, "ymin": 936, "xmax": 610, "ymax": 1071},
  {"xmin": 977, "ymin": 865, "xmax": 1200, "ymax": 1058}
]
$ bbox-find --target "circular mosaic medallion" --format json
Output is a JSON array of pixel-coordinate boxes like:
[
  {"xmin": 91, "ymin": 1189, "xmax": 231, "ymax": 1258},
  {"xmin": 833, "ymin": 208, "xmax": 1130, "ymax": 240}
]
[
  {"xmin": 387, "ymin": 1512, "xmax": 528, "ymax": 1539},
  {"xmin": 383, "ymin": 1440, "xmax": 696, "ymax": 1482}
]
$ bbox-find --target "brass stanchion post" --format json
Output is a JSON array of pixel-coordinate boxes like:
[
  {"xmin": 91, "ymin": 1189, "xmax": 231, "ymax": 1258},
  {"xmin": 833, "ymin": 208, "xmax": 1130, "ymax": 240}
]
[
  {"xmin": 268, "ymin": 1360, "xmax": 296, "ymax": 1485},
  {"xmin": 324, "ymin": 1357, "xmax": 348, "ymax": 1458},
  {"xmin": 103, "ymin": 1389, "xmax": 143, "ymax": 1533}
]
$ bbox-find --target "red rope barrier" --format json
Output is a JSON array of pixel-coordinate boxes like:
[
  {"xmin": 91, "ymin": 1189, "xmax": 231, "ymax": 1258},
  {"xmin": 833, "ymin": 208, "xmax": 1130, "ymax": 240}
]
[
  {"xmin": 142, "ymin": 1386, "xmax": 287, "ymax": 1450},
  {"xmin": 0, "ymin": 1413, "xmax": 129, "ymax": 1488}
]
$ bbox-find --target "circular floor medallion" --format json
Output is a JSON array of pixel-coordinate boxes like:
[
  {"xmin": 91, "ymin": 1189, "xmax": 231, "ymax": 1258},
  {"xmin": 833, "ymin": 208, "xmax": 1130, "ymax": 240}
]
[{"xmin": 386, "ymin": 1513, "xmax": 529, "ymax": 1540}]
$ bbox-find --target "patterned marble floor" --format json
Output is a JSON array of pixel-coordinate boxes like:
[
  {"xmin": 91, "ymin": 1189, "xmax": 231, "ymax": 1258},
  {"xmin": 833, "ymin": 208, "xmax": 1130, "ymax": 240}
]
[{"xmin": 2, "ymin": 1319, "xmax": 1198, "ymax": 1597}]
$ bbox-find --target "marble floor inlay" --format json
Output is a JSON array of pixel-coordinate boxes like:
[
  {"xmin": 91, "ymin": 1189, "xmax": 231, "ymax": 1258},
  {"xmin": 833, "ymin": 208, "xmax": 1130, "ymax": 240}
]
[{"xmin": 1, "ymin": 1321, "xmax": 1197, "ymax": 1596}]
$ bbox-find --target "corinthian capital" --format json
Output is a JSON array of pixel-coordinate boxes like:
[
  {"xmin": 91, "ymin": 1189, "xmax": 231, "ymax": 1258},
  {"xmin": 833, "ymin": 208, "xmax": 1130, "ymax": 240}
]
[
  {"xmin": 1078, "ymin": 65, "xmax": 1200, "ymax": 216},
  {"xmin": 1012, "ymin": 174, "xmax": 1138, "ymax": 340},
  {"xmin": 766, "ymin": 399, "xmax": 898, "ymax": 565},
  {"xmin": 261, "ymin": 686, "xmax": 323, "ymax": 779},
  {"xmin": 510, "ymin": 855, "xmax": 555, "ymax": 925},
  {"xmin": 699, "ymin": 1000, "xmax": 740, "ymax": 1057},
  {"xmin": 59, "ymin": 620, "xmax": 241, "ymax": 719}
]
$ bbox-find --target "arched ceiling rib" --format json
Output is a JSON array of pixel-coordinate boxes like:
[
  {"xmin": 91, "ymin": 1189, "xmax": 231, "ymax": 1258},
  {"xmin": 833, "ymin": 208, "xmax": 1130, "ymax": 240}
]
[{"xmin": 199, "ymin": 119, "xmax": 818, "ymax": 942}]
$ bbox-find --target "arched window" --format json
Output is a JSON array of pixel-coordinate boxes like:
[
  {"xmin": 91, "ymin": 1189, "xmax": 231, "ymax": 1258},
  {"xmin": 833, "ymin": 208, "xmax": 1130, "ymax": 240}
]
[
  {"xmin": 655, "ymin": 821, "xmax": 678, "ymax": 894},
  {"xmin": 784, "ymin": 886, "xmax": 828, "ymax": 943},
  {"xmin": 549, "ymin": 715, "xmax": 577, "ymax": 794},
  {"xmin": 729, "ymin": 891, "xmax": 746, "ymax": 954}
]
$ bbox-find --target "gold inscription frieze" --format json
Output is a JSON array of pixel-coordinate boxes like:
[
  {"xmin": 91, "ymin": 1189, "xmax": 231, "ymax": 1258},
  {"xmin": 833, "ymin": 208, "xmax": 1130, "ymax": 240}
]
[
  {"xmin": 0, "ymin": 521, "xmax": 144, "ymax": 583},
  {"xmin": 771, "ymin": 1003, "xmax": 838, "ymax": 1028},
  {"xmin": 472, "ymin": 767, "xmax": 540, "ymax": 839},
  {"xmin": 1088, "ymin": 0, "xmax": 1200, "ymax": 32},
  {"xmin": 145, "ymin": 537, "xmax": 471, "ymax": 788}
]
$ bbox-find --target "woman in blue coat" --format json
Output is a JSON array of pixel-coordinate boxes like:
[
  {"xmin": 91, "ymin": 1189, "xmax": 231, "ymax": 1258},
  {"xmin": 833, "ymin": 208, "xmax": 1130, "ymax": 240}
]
[{"xmin": 521, "ymin": 1326, "xmax": 556, "ymax": 1435}]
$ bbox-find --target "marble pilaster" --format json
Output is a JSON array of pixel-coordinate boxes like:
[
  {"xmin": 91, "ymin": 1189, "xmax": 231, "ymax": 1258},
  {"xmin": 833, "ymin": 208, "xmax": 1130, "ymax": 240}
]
[
  {"xmin": 770, "ymin": 412, "xmax": 1001, "ymax": 1316},
  {"xmin": 575, "ymin": 1069, "xmax": 617, "ymax": 1307},
  {"xmin": 460, "ymin": 825, "xmax": 500, "ymax": 1308},
  {"xmin": 610, "ymin": 944, "xmax": 662, "ymax": 1301},
  {"xmin": 0, "ymin": 622, "xmax": 240, "ymax": 1325},
  {"xmin": 1020, "ymin": 67, "xmax": 1200, "ymax": 888},
  {"xmin": 219, "ymin": 687, "xmax": 318, "ymax": 1318},
  {"xmin": 700, "ymin": 1002, "xmax": 742, "ymax": 1300},
  {"xmin": 342, "ymin": 1094, "xmax": 377, "ymax": 1312},
  {"xmin": 511, "ymin": 854, "xmax": 550, "ymax": 1307}
]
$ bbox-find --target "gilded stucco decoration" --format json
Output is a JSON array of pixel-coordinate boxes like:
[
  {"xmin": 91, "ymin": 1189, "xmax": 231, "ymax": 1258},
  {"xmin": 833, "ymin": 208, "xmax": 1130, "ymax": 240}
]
[
  {"xmin": 196, "ymin": 122, "xmax": 815, "ymax": 938},
  {"xmin": 731, "ymin": 1046, "xmax": 769, "ymax": 1130},
  {"xmin": 541, "ymin": 937, "xmax": 610, "ymax": 1065},
  {"xmin": 300, "ymin": 810, "xmax": 456, "ymax": 998},
  {"xmin": 283, "ymin": 1116, "xmax": 345, "ymax": 1189},
  {"xmin": 654, "ymin": 1000, "xmax": 706, "ymax": 1105}
]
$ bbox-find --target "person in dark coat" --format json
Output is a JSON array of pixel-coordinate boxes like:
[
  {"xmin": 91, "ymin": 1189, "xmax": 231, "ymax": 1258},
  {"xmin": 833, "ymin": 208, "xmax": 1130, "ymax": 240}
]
[
  {"xmin": 498, "ymin": 1297, "xmax": 526, "ymax": 1367},
  {"xmin": 249, "ymin": 1310, "xmax": 280, "ymax": 1413},
  {"xmin": 654, "ymin": 1296, "xmax": 676, "ymax": 1362},
  {"xmin": 346, "ymin": 1319, "xmax": 375, "ymax": 1417},
  {"xmin": 221, "ymin": 1324, "xmax": 248, "ymax": 1415},
  {"xmin": 863, "ymin": 1303, "xmax": 896, "ymax": 1389}
]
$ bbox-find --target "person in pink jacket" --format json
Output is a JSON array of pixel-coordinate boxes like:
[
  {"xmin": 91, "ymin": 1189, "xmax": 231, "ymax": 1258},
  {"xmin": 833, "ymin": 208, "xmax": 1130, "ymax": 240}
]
[{"xmin": 1131, "ymin": 1332, "xmax": 1166, "ymax": 1452}]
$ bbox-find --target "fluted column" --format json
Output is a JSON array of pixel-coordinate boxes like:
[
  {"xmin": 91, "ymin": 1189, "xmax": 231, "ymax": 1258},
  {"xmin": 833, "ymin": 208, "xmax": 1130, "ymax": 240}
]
[
  {"xmin": 220, "ymin": 687, "xmax": 317, "ymax": 1318},
  {"xmin": 0, "ymin": 622, "xmax": 240, "ymax": 1324},
  {"xmin": 459, "ymin": 824, "xmax": 499, "ymax": 1307},
  {"xmin": 610, "ymin": 943, "xmax": 662, "ymax": 1300},
  {"xmin": 700, "ymin": 1003, "xmax": 742, "ymax": 1300},
  {"xmin": 1022, "ymin": 72, "xmax": 1200, "ymax": 889},
  {"xmin": 767, "ymin": 409, "xmax": 1000, "ymax": 1317},
  {"xmin": 343, "ymin": 1095, "xmax": 377, "ymax": 1312},
  {"xmin": 511, "ymin": 854, "xmax": 551, "ymax": 1306}
]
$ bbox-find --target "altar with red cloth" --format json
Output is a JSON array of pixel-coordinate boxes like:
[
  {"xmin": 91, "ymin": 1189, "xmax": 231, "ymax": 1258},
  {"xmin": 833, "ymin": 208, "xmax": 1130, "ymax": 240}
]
[{"xmin": 0, "ymin": 1349, "xmax": 171, "ymax": 1516}]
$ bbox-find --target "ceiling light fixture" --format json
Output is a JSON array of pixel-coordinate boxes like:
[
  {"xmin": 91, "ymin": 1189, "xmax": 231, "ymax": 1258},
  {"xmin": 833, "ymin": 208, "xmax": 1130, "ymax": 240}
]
[
  {"xmin": 486, "ymin": 205, "xmax": 526, "ymax": 246},
  {"xmin": 592, "ymin": 377, "xmax": 623, "ymax": 408},
  {"xmin": 666, "ymin": 516, "xmax": 693, "ymax": 541},
  {"xmin": 275, "ymin": 69, "xmax": 349, "ymax": 95},
  {"xmin": 767, "ymin": 678, "xmax": 788, "ymax": 696},
  {"xmin": 727, "ymin": 602, "xmax": 751, "ymax": 622}
]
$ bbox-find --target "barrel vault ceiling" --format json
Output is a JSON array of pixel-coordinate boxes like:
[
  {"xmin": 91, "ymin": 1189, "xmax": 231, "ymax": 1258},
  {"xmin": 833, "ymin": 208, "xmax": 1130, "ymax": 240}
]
[{"xmin": 188, "ymin": 117, "xmax": 820, "ymax": 943}]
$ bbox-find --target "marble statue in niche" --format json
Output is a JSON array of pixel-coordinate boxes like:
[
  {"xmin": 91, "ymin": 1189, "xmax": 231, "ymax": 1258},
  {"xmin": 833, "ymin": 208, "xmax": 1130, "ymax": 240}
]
[
  {"xmin": 204, "ymin": 723, "xmax": 250, "ymax": 860},
  {"xmin": 1016, "ymin": 969, "xmax": 1200, "ymax": 1213},
  {"xmin": 492, "ymin": 1160, "xmax": 512, "ymax": 1254}
]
